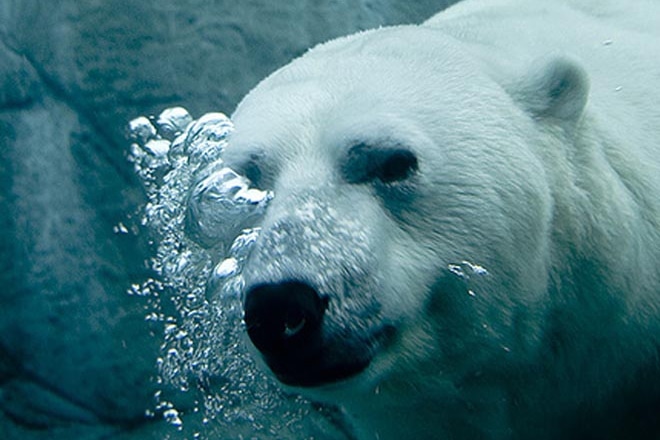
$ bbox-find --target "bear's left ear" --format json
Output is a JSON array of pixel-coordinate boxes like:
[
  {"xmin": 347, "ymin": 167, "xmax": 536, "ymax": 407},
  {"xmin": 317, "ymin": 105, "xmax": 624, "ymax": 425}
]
[{"xmin": 508, "ymin": 56, "xmax": 590, "ymax": 125}]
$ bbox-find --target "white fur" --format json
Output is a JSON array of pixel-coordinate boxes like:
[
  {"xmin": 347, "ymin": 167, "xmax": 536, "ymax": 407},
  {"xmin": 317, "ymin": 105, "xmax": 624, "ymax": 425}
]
[{"xmin": 225, "ymin": 1, "xmax": 660, "ymax": 438}]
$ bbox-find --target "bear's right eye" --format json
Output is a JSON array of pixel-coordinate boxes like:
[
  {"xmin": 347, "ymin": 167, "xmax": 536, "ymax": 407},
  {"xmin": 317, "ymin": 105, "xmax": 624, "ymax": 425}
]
[
  {"xmin": 233, "ymin": 151, "xmax": 269, "ymax": 187},
  {"xmin": 243, "ymin": 159, "xmax": 263, "ymax": 186},
  {"xmin": 342, "ymin": 143, "xmax": 418, "ymax": 184}
]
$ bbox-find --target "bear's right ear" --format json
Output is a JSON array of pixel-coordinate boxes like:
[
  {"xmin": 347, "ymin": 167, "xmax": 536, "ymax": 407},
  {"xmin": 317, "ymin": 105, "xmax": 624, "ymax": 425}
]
[{"xmin": 508, "ymin": 56, "xmax": 590, "ymax": 125}]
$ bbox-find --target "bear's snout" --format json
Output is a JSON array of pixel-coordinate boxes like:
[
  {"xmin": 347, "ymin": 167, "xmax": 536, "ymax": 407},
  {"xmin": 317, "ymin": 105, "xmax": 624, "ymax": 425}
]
[
  {"xmin": 238, "ymin": 191, "xmax": 393, "ymax": 387},
  {"xmin": 243, "ymin": 278, "xmax": 387, "ymax": 387},
  {"xmin": 244, "ymin": 280, "xmax": 327, "ymax": 361}
]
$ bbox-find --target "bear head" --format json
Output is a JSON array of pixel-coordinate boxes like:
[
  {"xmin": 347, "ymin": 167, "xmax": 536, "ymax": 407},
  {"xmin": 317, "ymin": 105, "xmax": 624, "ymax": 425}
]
[{"xmin": 222, "ymin": 24, "xmax": 590, "ymax": 436}]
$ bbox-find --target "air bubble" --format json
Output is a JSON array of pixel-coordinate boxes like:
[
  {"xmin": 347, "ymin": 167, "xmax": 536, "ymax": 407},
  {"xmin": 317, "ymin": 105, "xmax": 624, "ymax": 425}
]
[
  {"xmin": 213, "ymin": 258, "xmax": 239, "ymax": 279},
  {"xmin": 186, "ymin": 166, "xmax": 273, "ymax": 249},
  {"xmin": 143, "ymin": 139, "xmax": 171, "ymax": 157},
  {"xmin": 157, "ymin": 107, "xmax": 193, "ymax": 140},
  {"xmin": 128, "ymin": 116, "xmax": 157, "ymax": 146},
  {"xmin": 163, "ymin": 408, "xmax": 184, "ymax": 428}
]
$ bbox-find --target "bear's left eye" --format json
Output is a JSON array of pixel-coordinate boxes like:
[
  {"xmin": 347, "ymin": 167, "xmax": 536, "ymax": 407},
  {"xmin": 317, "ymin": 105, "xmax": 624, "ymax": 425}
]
[
  {"xmin": 342, "ymin": 143, "xmax": 418, "ymax": 184},
  {"xmin": 232, "ymin": 151, "xmax": 269, "ymax": 187}
]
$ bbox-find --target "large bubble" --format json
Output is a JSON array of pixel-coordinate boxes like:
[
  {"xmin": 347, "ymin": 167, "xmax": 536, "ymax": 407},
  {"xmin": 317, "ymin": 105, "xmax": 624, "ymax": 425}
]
[{"xmin": 127, "ymin": 108, "xmax": 349, "ymax": 439}]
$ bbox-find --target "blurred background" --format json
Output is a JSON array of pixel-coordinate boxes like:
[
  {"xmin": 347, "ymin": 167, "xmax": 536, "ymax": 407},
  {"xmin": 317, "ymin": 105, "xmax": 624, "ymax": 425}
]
[{"xmin": 0, "ymin": 1, "xmax": 453, "ymax": 438}]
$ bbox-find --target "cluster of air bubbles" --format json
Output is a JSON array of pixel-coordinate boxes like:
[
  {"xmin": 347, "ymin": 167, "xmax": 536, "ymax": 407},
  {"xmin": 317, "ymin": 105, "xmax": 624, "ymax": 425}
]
[
  {"xmin": 186, "ymin": 164, "xmax": 272, "ymax": 249},
  {"xmin": 447, "ymin": 260, "xmax": 489, "ymax": 297},
  {"xmin": 127, "ymin": 107, "xmax": 344, "ymax": 439},
  {"xmin": 448, "ymin": 260, "xmax": 489, "ymax": 279}
]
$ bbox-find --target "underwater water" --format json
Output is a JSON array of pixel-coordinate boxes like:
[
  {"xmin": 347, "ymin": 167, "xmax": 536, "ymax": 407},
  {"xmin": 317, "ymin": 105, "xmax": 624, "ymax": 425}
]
[{"xmin": 127, "ymin": 108, "xmax": 349, "ymax": 439}]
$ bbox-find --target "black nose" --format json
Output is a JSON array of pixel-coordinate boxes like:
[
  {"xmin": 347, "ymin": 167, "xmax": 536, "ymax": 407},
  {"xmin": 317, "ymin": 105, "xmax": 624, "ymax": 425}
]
[{"xmin": 243, "ymin": 281, "xmax": 327, "ymax": 359}]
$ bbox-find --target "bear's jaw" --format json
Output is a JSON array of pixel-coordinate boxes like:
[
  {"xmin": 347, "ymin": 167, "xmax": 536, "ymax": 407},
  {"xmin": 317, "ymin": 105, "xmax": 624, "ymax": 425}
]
[
  {"xmin": 268, "ymin": 353, "xmax": 367, "ymax": 388},
  {"xmin": 262, "ymin": 322, "xmax": 397, "ymax": 388}
]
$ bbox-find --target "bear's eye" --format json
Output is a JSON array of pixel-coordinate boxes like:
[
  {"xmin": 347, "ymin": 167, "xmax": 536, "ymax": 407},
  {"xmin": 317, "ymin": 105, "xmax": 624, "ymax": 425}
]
[
  {"xmin": 342, "ymin": 143, "xmax": 418, "ymax": 184},
  {"xmin": 233, "ymin": 151, "xmax": 269, "ymax": 187},
  {"xmin": 243, "ymin": 159, "xmax": 262, "ymax": 186}
]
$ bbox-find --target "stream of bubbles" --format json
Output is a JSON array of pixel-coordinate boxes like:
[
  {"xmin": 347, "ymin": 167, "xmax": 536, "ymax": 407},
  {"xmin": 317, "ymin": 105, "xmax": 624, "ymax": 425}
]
[{"xmin": 127, "ymin": 107, "xmax": 349, "ymax": 440}]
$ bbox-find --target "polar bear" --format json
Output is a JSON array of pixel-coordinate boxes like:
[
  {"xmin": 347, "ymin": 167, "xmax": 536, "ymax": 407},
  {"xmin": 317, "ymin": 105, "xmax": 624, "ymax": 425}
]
[{"xmin": 223, "ymin": 0, "xmax": 660, "ymax": 438}]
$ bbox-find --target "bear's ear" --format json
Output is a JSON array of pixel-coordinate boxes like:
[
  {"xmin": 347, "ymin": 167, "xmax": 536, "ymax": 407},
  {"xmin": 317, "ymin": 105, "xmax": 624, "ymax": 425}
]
[{"xmin": 508, "ymin": 56, "xmax": 589, "ymax": 124}]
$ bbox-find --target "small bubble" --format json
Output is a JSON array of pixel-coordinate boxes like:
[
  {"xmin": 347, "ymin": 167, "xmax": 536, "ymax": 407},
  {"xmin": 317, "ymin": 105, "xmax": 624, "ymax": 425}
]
[
  {"xmin": 235, "ymin": 187, "xmax": 273, "ymax": 205},
  {"xmin": 219, "ymin": 275, "xmax": 245, "ymax": 300},
  {"xmin": 145, "ymin": 312, "xmax": 161, "ymax": 322},
  {"xmin": 462, "ymin": 260, "xmax": 489, "ymax": 276},
  {"xmin": 229, "ymin": 228, "xmax": 261, "ymax": 260},
  {"xmin": 113, "ymin": 222, "xmax": 129, "ymax": 234},
  {"xmin": 183, "ymin": 112, "xmax": 233, "ymax": 167},
  {"xmin": 128, "ymin": 116, "xmax": 157, "ymax": 145},
  {"xmin": 164, "ymin": 323, "xmax": 178, "ymax": 335},
  {"xmin": 143, "ymin": 139, "xmax": 171, "ymax": 157},
  {"xmin": 163, "ymin": 408, "xmax": 183, "ymax": 428},
  {"xmin": 167, "ymin": 348, "xmax": 179, "ymax": 358},
  {"xmin": 213, "ymin": 258, "xmax": 239, "ymax": 279},
  {"xmin": 157, "ymin": 107, "xmax": 193, "ymax": 140},
  {"xmin": 448, "ymin": 264, "xmax": 465, "ymax": 279},
  {"xmin": 449, "ymin": 261, "xmax": 489, "ymax": 281}
]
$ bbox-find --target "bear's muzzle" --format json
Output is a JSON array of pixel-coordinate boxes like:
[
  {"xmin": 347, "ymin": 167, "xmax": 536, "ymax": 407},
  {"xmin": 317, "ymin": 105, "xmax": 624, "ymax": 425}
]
[{"xmin": 244, "ymin": 279, "xmax": 396, "ymax": 387}]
